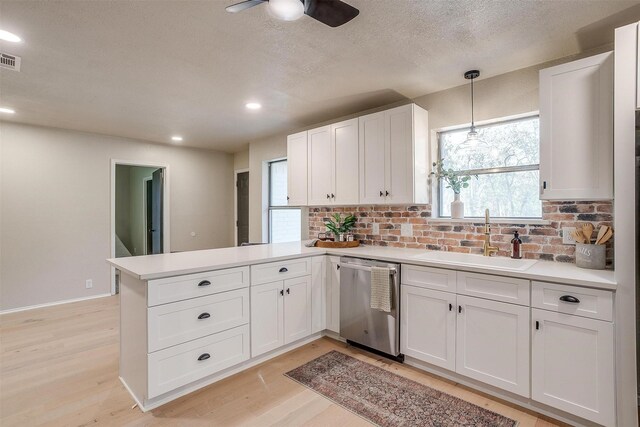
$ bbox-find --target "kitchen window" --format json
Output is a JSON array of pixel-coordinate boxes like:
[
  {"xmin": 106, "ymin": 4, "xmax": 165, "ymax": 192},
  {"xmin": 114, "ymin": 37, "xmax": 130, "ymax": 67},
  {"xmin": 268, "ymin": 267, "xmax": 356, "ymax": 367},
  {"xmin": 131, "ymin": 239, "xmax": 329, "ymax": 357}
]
[
  {"xmin": 268, "ymin": 159, "xmax": 301, "ymax": 243},
  {"xmin": 436, "ymin": 115, "xmax": 542, "ymax": 218}
]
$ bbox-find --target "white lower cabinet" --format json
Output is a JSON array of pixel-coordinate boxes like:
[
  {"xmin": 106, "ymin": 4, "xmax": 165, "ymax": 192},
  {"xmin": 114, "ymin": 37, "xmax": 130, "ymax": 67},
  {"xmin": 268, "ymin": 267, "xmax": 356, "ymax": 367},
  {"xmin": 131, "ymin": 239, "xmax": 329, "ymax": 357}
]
[
  {"xmin": 283, "ymin": 276, "xmax": 313, "ymax": 344},
  {"xmin": 326, "ymin": 256, "xmax": 341, "ymax": 334},
  {"xmin": 401, "ymin": 285, "xmax": 456, "ymax": 370},
  {"xmin": 250, "ymin": 276, "xmax": 312, "ymax": 358},
  {"xmin": 531, "ymin": 308, "xmax": 615, "ymax": 426},
  {"xmin": 250, "ymin": 281, "xmax": 284, "ymax": 357},
  {"xmin": 455, "ymin": 295, "xmax": 530, "ymax": 397},
  {"xmin": 311, "ymin": 257, "xmax": 326, "ymax": 334}
]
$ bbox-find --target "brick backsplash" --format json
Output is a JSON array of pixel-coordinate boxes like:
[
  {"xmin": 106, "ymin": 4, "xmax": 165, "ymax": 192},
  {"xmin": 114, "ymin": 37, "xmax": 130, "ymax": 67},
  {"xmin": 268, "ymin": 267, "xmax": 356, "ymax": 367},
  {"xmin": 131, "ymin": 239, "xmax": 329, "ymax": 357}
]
[{"xmin": 309, "ymin": 201, "xmax": 614, "ymax": 267}]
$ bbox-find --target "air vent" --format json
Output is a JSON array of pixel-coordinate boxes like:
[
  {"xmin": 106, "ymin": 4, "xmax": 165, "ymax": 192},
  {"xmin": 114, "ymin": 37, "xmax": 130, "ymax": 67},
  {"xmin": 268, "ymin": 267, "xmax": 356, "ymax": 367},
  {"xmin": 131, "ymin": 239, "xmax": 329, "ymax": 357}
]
[{"xmin": 0, "ymin": 53, "xmax": 21, "ymax": 71}]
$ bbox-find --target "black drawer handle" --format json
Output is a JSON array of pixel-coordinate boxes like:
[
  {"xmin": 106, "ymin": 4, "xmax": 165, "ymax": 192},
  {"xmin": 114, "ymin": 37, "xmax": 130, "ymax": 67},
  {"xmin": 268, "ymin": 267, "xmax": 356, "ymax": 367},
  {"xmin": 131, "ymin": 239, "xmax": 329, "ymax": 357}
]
[
  {"xmin": 198, "ymin": 280, "xmax": 211, "ymax": 287},
  {"xmin": 449, "ymin": 303, "xmax": 453, "ymax": 311},
  {"xmin": 286, "ymin": 288, "xmax": 290, "ymax": 294},
  {"xmin": 198, "ymin": 312, "xmax": 210, "ymax": 320},
  {"xmin": 198, "ymin": 353, "xmax": 210, "ymax": 361},
  {"xmin": 385, "ymin": 190, "xmax": 389, "ymax": 197},
  {"xmin": 458, "ymin": 305, "xmax": 462, "ymax": 314},
  {"xmin": 536, "ymin": 320, "xmax": 540, "ymax": 330},
  {"xmin": 379, "ymin": 190, "xmax": 384, "ymax": 197},
  {"xmin": 280, "ymin": 289, "xmax": 284, "ymax": 296},
  {"xmin": 559, "ymin": 295, "xmax": 580, "ymax": 304},
  {"xmin": 279, "ymin": 267, "xmax": 288, "ymax": 273}
]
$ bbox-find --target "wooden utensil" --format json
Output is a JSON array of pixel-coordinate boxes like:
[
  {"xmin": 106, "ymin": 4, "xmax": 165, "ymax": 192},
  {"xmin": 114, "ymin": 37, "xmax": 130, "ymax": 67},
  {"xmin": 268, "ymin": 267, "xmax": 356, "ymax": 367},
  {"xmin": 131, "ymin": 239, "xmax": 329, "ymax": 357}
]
[
  {"xmin": 571, "ymin": 229, "xmax": 586, "ymax": 244},
  {"xmin": 594, "ymin": 226, "xmax": 609, "ymax": 245},
  {"xmin": 582, "ymin": 223, "xmax": 594, "ymax": 243},
  {"xmin": 596, "ymin": 227, "xmax": 613, "ymax": 245}
]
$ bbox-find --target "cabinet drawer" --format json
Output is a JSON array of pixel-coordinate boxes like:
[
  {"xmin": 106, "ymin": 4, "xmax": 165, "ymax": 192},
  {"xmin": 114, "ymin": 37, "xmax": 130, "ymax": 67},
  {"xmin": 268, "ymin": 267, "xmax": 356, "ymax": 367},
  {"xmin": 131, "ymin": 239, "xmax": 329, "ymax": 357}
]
[
  {"xmin": 457, "ymin": 272, "xmax": 530, "ymax": 306},
  {"xmin": 148, "ymin": 324, "xmax": 250, "ymax": 398},
  {"xmin": 250, "ymin": 258, "xmax": 312, "ymax": 285},
  {"xmin": 148, "ymin": 267, "xmax": 249, "ymax": 307},
  {"xmin": 532, "ymin": 281, "xmax": 613, "ymax": 321},
  {"xmin": 148, "ymin": 288, "xmax": 249, "ymax": 352},
  {"xmin": 402, "ymin": 264, "xmax": 456, "ymax": 293}
]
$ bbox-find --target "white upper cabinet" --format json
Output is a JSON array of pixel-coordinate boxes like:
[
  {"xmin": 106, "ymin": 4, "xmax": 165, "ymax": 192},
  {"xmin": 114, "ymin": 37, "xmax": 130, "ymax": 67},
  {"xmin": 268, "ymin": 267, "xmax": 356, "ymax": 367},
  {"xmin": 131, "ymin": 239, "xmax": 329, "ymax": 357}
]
[
  {"xmin": 359, "ymin": 104, "xmax": 429, "ymax": 205},
  {"xmin": 307, "ymin": 125, "xmax": 333, "ymax": 205},
  {"xmin": 331, "ymin": 118, "xmax": 360, "ymax": 205},
  {"xmin": 358, "ymin": 111, "xmax": 386, "ymax": 204},
  {"xmin": 539, "ymin": 52, "xmax": 613, "ymax": 200},
  {"xmin": 286, "ymin": 131, "xmax": 308, "ymax": 206}
]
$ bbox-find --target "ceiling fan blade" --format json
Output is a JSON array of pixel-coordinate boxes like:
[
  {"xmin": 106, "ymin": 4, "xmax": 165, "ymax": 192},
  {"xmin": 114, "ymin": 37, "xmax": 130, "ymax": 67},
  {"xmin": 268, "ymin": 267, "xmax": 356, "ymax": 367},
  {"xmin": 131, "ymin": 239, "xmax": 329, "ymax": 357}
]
[
  {"xmin": 304, "ymin": 0, "xmax": 359, "ymax": 27},
  {"xmin": 225, "ymin": 0, "xmax": 267, "ymax": 13}
]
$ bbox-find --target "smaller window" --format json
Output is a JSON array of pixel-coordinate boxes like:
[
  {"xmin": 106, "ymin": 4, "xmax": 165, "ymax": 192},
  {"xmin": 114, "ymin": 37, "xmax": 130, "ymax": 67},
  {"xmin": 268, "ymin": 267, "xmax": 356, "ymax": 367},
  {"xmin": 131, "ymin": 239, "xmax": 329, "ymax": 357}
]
[
  {"xmin": 437, "ymin": 116, "xmax": 542, "ymax": 218},
  {"xmin": 268, "ymin": 160, "xmax": 301, "ymax": 243}
]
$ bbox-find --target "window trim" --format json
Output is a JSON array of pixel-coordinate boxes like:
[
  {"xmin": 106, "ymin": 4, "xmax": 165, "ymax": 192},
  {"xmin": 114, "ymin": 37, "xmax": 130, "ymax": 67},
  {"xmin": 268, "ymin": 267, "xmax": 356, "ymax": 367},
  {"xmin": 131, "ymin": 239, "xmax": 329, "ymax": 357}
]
[
  {"xmin": 435, "ymin": 114, "xmax": 541, "ymax": 219},
  {"xmin": 267, "ymin": 159, "xmax": 301, "ymax": 243}
]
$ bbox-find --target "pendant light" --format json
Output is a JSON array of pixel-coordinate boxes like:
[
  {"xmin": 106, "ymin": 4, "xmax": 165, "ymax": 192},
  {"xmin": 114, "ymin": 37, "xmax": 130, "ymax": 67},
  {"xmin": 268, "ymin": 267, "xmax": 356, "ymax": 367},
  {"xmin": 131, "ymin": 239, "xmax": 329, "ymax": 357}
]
[{"xmin": 464, "ymin": 70, "xmax": 480, "ymax": 142}]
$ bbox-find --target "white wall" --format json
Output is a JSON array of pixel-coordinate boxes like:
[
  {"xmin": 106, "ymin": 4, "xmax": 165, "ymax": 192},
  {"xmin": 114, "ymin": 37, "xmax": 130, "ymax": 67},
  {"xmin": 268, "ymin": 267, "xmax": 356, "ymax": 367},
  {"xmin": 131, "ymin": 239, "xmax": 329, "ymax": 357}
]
[{"xmin": 0, "ymin": 122, "xmax": 234, "ymax": 311}]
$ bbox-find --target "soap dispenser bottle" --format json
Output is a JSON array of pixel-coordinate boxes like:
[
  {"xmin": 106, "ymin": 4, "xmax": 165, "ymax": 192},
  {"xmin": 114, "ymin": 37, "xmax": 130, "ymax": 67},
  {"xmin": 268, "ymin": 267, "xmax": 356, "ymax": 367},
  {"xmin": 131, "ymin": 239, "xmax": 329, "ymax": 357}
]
[{"xmin": 511, "ymin": 231, "xmax": 522, "ymax": 259}]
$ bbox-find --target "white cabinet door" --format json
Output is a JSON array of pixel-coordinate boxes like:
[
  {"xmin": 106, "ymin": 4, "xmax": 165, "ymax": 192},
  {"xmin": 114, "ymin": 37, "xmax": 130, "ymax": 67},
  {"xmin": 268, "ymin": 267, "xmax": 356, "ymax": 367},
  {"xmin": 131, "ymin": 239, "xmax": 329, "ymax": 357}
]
[
  {"xmin": 307, "ymin": 125, "xmax": 333, "ymax": 205},
  {"xmin": 539, "ymin": 51, "xmax": 613, "ymax": 200},
  {"xmin": 456, "ymin": 295, "xmax": 530, "ymax": 397},
  {"xmin": 531, "ymin": 309, "xmax": 615, "ymax": 426},
  {"xmin": 385, "ymin": 104, "xmax": 414, "ymax": 204},
  {"xmin": 287, "ymin": 131, "xmax": 307, "ymax": 206},
  {"xmin": 250, "ymin": 281, "xmax": 284, "ymax": 357},
  {"xmin": 326, "ymin": 256, "xmax": 341, "ymax": 334},
  {"xmin": 283, "ymin": 276, "xmax": 312, "ymax": 344},
  {"xmin": 359, "ymin": 111, "xmax": 386, "ymax": 204},
  {"xmin": 331, "ymin": 118, "xmax": 359, "ymax": 205},
  {"xmin": 311, "ymin": 257, "xmax": 326, "ymax": 334},
  {"xmin": 401, "ymin": 285, "xmax": 456, "ymax": 370}
]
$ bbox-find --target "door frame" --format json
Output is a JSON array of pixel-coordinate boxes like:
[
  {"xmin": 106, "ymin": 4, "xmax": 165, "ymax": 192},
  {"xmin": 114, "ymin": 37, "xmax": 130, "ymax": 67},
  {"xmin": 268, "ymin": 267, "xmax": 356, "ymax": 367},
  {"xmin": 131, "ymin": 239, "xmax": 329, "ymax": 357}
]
[
  {"xmin": 234, "ymin": 168, "xmax": 249, "ymax": 246},
  {"xmin": 142, "ymin": 176, "xmax": 153, "ymax": 255},
  {"xmin": 110, "ymin": 159, "xmax": 171, "ymax": 295}
]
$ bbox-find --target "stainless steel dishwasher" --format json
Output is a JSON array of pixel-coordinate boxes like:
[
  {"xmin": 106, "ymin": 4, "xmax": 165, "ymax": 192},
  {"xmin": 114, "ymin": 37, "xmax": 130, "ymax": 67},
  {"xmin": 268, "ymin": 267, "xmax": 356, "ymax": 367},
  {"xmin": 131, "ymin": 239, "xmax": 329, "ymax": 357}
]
[{"xmin": 339, "ymin": 257, "xmax": 402, "ymax": 360}]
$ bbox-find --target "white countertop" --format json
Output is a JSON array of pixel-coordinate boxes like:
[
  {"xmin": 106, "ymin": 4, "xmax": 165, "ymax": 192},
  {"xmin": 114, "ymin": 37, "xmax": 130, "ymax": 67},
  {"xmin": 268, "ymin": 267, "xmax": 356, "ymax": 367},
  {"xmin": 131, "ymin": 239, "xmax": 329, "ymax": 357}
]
[{"xmin": 107, "ymin": 241, "xmax": 617, "ymax": 290}]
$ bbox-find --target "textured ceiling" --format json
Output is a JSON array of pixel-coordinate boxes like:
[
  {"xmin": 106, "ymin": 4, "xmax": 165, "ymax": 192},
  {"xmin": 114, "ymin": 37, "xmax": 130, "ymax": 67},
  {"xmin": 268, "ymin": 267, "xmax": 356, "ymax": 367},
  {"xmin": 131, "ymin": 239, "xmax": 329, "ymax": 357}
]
[{"xmin": 0, "ymin": 0, "xmax": 637, "ymax": 152}]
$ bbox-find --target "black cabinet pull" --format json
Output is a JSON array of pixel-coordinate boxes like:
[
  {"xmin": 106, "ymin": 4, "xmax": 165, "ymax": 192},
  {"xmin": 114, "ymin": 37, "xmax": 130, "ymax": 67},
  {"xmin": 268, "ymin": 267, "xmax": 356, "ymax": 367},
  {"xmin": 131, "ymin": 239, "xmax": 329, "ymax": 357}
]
[
  {"xmin": 198, "ymin": 312, "xmax": 210, "ymax": 320},
  {"xmin": 458, "ymin": 305, "xmax": 462, "ymax": 314},
  {"xmin": 279, "ymin": 267, "xmax": 288, "ymax": 273},
  {"xmin": 449, "ymin": 303, "xmax": 453, "ymax": 311},
  {"xmin": 280, "ymin": 289, "xmax": 284, "ymax": 296},
  {"xmin": 559, "ymin": 295, "xmax": 580, "ymax": 304},
  {"xmin": 286, "ymin": 196, "xmax": 290, "ymax": 201},
  {"xmin": 331, "ymin": 193, "xmax": 335, "ymax": 198},
  {"xmin": 543, "ymin": 181, "xmax": 547, "ymax": 189},
  {"xmin": 535, "ymin": 321, "xmax": 540, "ymax": 330},
  {"xmin": 198, "ymin": 280, "xmax": 211, "ymax": 287},
  {"xmin": 286, "ymin": 288, "xmax": 290, "ymax": 294},
  {"xmin": 385, "ymin": 190, "xmax": 389, "ymax": 197},
  {"xmin": 326, "ymin": 194, "xmax": 330, "ymax": 199},
  {"xmin": 336, "ymin": 264, "xmax": 340, "ymax": 270},
  {"xmin": 380, "ymin": 190, "xmax": 384, "ymax": 197},
  {"xmin": 198, "ymin": 353, "xmax": 210, "ymax": 361}
]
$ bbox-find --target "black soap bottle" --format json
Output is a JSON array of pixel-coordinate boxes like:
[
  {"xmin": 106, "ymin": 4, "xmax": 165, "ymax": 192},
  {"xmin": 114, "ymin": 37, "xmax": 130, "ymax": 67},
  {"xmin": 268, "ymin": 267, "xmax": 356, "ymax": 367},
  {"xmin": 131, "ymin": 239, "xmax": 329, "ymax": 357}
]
[{"xmin": 511, "ymin": 231, "xmax": 522, "ymax": 259}]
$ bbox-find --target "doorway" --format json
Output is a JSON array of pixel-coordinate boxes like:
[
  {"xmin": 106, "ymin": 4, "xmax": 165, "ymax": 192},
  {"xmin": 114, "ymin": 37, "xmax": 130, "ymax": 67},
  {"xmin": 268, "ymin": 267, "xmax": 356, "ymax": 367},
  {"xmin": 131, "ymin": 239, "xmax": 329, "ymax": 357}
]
[
  {"xmin": 235, "ymin": 170, "xmax": 249, "ymax": 246},
  {"xmin": 111, "ymin": 160, "xmax": 170, "ymax": 294}
]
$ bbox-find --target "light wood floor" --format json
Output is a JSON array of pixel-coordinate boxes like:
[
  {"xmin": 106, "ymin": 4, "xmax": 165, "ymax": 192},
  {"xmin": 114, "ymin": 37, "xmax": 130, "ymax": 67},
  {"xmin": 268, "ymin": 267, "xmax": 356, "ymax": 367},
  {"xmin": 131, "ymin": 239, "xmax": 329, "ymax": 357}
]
[{"xmin": 1, "ymin": 296, "xmax": 566, "ymax": 426}]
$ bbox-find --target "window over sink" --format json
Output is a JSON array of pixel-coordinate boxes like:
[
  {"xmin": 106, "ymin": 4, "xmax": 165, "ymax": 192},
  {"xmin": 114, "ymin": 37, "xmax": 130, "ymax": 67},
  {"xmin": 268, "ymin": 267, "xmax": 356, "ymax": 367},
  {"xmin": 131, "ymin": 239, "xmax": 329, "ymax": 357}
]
[
  {"xmin": 268, "ymin": 159, "xmax": 301, "ymax": 243},
  {"xmin": 437, "ymin": 115, "xmax": 542, "ymax": 218}
]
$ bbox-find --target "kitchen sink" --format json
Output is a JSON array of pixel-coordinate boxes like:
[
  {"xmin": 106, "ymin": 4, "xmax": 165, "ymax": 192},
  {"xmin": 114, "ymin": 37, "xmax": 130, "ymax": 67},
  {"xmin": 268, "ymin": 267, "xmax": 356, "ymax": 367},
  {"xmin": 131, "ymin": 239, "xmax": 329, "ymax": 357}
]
[{"xmin": 410, "ymin": 251, "xmax": 537, "ymax": 272}]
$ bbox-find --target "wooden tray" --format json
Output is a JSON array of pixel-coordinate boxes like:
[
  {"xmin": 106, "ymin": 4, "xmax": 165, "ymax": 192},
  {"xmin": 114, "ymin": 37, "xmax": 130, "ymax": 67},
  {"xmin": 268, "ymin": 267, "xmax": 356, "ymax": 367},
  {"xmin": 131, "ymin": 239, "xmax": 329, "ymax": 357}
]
[{"xmin": 315, "ymin": 240, "xmax": 360, "ymax": 248}]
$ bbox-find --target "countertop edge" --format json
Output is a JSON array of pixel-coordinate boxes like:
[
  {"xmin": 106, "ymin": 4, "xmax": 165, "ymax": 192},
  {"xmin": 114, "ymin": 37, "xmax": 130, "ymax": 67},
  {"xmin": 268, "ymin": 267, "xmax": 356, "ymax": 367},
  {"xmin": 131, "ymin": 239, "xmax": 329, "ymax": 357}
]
[{"xmin": 107, "ymin": 245, "xmax": 617, "ymax": 290}]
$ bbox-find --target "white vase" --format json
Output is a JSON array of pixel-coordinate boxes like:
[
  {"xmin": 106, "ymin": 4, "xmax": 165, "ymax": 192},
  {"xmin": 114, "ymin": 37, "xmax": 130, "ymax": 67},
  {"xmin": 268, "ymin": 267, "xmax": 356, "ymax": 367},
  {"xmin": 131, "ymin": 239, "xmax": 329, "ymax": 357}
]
[{"xmin": 451, "ymin": 193, "xmax": 464, "ymax": 219}]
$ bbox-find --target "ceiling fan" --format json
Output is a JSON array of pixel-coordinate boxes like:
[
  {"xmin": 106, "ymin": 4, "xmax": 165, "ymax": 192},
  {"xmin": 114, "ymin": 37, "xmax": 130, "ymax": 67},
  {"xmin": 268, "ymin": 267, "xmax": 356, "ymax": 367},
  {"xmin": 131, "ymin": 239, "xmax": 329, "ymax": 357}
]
[{"xmin": 225, "ymin": 0, "xmax": 359, "ymax": 28}]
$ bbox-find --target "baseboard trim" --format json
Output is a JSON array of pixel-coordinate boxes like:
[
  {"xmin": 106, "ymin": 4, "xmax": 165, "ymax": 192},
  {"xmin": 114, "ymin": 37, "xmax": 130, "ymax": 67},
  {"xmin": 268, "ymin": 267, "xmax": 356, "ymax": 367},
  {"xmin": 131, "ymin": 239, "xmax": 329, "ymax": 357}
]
[{"xmin": 0, "ymin": 293, "xmax": 113, "ymax": 315}]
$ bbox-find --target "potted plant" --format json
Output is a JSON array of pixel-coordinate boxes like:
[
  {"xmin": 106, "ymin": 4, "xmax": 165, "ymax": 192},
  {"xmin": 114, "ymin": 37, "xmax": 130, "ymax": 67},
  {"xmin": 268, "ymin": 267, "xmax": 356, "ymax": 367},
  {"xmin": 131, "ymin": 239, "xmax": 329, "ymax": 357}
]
[
  {"xmin": 324, "ymin": 213, "xmax": 357, "ymax": 242},
  {"xmin": 431, "ymin": 159, "xmax": 477, "ymax": 219}
]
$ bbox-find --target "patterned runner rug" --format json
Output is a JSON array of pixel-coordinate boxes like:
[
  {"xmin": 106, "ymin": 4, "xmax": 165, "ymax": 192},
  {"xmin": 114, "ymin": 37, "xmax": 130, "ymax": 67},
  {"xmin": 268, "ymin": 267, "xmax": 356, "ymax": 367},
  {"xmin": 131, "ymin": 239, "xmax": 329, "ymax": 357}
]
[{"xmin": 285, "ymin": 350, "xmax": 518, "ymax": 427}]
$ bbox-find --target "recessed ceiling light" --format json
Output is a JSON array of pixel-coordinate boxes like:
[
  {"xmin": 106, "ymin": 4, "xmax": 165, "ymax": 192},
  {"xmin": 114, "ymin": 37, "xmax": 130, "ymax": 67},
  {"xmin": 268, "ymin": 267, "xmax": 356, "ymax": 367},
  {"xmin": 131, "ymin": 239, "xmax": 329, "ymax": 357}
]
[
  {"xmin": 171, "ymin": 136, "xmax": 183, "ymax": 142},
  {"xmin": 245, "ymin": 102, "xmax": 262, "ymax": 110},
  {"xmin": 0, "ymin": 30, "xmax": 21, "ymax": 43},
  {"xmin": 0, "ymin": 107, "xmax": 15, "ymax": 114}
]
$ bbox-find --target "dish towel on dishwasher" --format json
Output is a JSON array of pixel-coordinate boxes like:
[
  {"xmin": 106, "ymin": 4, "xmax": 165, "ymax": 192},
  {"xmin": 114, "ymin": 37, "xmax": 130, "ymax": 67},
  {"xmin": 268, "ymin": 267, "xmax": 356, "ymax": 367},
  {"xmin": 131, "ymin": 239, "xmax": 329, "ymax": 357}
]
[{"xmin": 370, "ymin": 267, "xmax": 391, "ymax": 312}]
